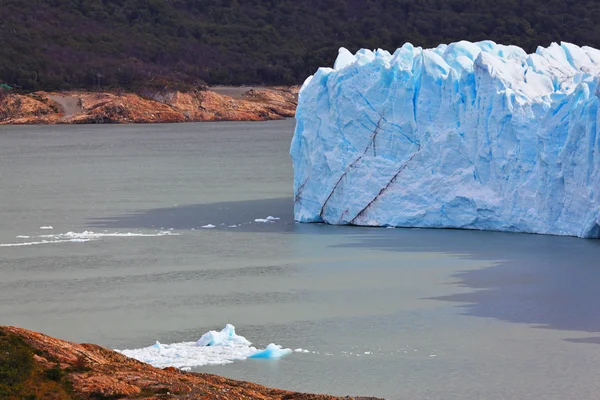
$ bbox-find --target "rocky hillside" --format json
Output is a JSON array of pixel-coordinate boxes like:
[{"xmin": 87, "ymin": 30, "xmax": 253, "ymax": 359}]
[
  {"xmin": 0, "ymin": 326, "xmax": 381, "ymax": 400},
  {"xmin": 0, "ymin": 86, "xmax": 298, "ymax": 124},
  {"xmin": 1, "ymin": 0, "xmax": 600, "ymax": 91}
]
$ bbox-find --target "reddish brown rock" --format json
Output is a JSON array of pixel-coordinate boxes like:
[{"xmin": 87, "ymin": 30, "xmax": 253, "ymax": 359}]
[
  {"xmin": 242, "ymin": 88, "xmax": 297, "ymax": 117},
  {"xmin": 0, "ymin": 86, "xmax": 299, "ymax": 125},
  {"xmin": 0, "ymin": 326, "xmax": 381, "ymax": 400}
]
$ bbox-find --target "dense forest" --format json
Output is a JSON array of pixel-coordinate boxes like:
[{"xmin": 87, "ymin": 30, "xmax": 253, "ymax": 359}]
[{"xmin": 1, "ymin": 0, "xmax": 600, "ymax": 91}]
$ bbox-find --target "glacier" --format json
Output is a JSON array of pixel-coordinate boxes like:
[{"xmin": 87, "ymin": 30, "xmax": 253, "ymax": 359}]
[{"xmin": 291, "ymin": 41, "xmax": 600, "ymax": 238}]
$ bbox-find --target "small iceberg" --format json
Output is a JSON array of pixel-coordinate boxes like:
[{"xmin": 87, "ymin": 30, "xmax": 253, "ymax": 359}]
[
  {"xmin": 249, "ymin": 343, "xmax": 292, "ymax": 359},
  {"xmin": 153, "ymin": 341, "xmax": 166, "ymax": 352},
  {"xmin": 196, "ymin": 324, "xmax": 251, "ymax": 347},
  {"xmin": 294, "ymin": 348, "xmax": 310, "ymax": 353},
  {"xmin": 117, "ymin": 324, "xmax": 291, "ymax": 369}
]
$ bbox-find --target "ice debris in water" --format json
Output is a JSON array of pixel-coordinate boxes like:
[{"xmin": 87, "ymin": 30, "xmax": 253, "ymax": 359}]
[
  {"xmin": 291, "ymin": 41, "xmax": 600, "ymax": 238},
  {"xmin": 201, "ymin": 224, "xmax": 216, "ymax": 229},
  {"xmin": 248, "ymin": 343, "xmax": 292, "ymax": 359},
  {"xmin": 37, "ymin": 231, "xmax": 178, "ymax": 239},
  {"xmin": 117, "ymin": 324, "xmax": 291, "ymax": 369},
  {"xmin": 0, "ymin": 239, "xmax": 92, "ymax": 247},
  {"xmin": 254, "ymin": 216, "xmax": 281, "ymax": 223},
  {"xmin": 1, "ymin": 231, "xmax": 178, "ymax": 247},
  {"xmin": 294, "ymin": 348, "xmax": 311, "ymax": 353},
  {"xmin": 39, "ymin": 226, "xmax": 53, "ymax": 230}
]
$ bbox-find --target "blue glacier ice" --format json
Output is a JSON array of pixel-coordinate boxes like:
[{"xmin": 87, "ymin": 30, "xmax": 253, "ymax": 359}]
[
  {"xmin": 248, "ymin": 343, "xmax": 293, "ymax": 359},
  {"xmin": 291, "ymin": 41, "xmax": 600, "ymax": 238}
]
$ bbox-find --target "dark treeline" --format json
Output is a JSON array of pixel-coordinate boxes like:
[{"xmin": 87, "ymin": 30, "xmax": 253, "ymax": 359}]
[{"xmin": 1, "ymin": 0, "xmax": 599, "ymax": 91}]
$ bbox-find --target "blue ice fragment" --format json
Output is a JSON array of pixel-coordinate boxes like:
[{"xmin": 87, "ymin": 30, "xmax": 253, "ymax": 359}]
[{"xmin": 249, "ymin": 344, "xmax": 293, "ymax": 359}]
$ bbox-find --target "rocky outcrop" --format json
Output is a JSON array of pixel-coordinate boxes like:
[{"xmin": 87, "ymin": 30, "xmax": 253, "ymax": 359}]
[
  {"xmin": 0, "ymin": 86, "xmax": 299, "ymax": 125},
  {"xmin": 0, "ymin": 326, "xmax": 381, "ymax": 400}
]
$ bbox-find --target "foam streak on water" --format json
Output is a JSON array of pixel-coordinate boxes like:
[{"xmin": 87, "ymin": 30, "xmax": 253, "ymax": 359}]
[{"xmin": 0, "ymin": 231, "xmax": 179, "ymax": 247}]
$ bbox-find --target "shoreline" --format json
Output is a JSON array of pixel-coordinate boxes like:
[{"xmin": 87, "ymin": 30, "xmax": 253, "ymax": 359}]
[
  {"xmin": 0, "ymin": 86, "xmax": 299, "ymax": 125},
  {"xmin": 0, "ymin": 326, "xmax": 382, "ymax": 400}
]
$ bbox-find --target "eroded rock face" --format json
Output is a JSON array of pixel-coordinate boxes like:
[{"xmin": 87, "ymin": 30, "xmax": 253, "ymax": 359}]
[
  {"xmin": 0, "ymin": 326, "xmax": 375, "ymax": 400},
  {"xmin": 0, "ymin": 86, "xmax": 298, "ymax": 125}
]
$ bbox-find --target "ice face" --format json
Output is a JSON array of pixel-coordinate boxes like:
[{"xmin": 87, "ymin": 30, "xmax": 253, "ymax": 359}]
[
  {"xmin": 117, "ymin": 324, "xmax": 291, "ymax": 369},
  {"xmin": 291, "ymin": 41, "xmax": 600, "ymax": 238}
]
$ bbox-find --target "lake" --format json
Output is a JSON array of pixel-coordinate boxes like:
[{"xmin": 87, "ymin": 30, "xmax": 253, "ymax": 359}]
[{"xmin": 1, "ymin": 119, "xmax": 600, "ymax": 399}]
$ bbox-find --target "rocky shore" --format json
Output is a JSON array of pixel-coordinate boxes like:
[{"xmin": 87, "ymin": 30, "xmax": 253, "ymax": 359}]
[
  {"xmin": 0, "ymin": 86, "xmax": 298, "ymax": 125},
  {"xmin": 0, "ymin": 326, "xmax": 382, "ymax": 400}
]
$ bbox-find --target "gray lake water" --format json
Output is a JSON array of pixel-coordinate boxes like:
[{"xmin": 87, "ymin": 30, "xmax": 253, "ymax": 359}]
[{"xmin": 1, "ymin": 119, "xmax": 600, "ymax": 399}]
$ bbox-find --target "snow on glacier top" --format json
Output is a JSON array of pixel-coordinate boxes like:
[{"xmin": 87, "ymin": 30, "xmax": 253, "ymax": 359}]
[{"xmin": 311, "ymin": 41, "xmax": 600, "ymax": 101}]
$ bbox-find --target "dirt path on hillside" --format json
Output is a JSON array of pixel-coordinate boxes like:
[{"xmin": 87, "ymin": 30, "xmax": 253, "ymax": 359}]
[
  {"xmin": 209, "ymin": 86, "xmax": 255, "ymax": 99},
  {"xmin": 48, "ymin": 94, "xmax": 84, "ymax": 118}
]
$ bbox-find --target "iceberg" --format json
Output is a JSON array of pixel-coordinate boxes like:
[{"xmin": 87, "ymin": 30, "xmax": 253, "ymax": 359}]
[
  {"xmin": 196, "ymin": 324, "xmax": 250, "ymax": 347},
  {"xmin": 117, "ymin": 324, "xmax": 291, "ymax": 369},
  {"xmin": 248, "ymin": 343, "xmax": 292, "ymax": 359},
  {"xmin": 291, "ymin": 41, "xmax": 600, "ymax": 238}
]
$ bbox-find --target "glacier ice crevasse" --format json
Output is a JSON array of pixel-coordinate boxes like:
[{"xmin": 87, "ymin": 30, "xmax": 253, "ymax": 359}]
[{"xmin": 291, "ymin": 40, "xmax": 600, "ymax": 238}]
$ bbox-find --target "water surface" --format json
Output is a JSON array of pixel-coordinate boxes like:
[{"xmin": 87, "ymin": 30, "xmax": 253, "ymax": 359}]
[{"xmin": 1, "ymin": 120, "xmax": 600, "ymax": 399}]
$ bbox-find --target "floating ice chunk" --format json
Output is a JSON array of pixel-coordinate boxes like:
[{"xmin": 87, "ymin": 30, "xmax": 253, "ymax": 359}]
[
  {"xmin": 196, "ymin": 324, "xmax": 251, "ymax": 347},
  {"xmin": 248, "ymin": 343, "xmax": 292, "ymax": 359},
  {"xmin": 153, "ymin": 341, "xmax": 166, "ymax": 352},
  {"xmin": 201, "ymin": 224, "xmax": 216, "ymax": 229},
  {"xmin": 118, "ymin": 339, "xmax": 256, "ymax": 368},
  {"xmin": 294, "ymin": 348, "xmax": 310, "ymax": 353},
  {"xmin": 117, "ymin": 324, "xmax": 292, "ymax": 369},
  {"xmin": 39, "ymin": 226, "xmax": 53, "ymax": 230},
  {"xmin": 254, "ymin": 216, "xmax": 280, "ymax": 223}
]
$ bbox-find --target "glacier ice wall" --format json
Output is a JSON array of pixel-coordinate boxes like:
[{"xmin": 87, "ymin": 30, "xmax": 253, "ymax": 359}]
[{"xmin": 291, "ymin": 41, "xmax": 600, "ymax": 238}]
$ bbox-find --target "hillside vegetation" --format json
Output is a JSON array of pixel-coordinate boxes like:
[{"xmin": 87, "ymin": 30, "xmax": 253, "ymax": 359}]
[{"xmin": 1, "ymin": 0, "xmax": 600, "ymax": 91}]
